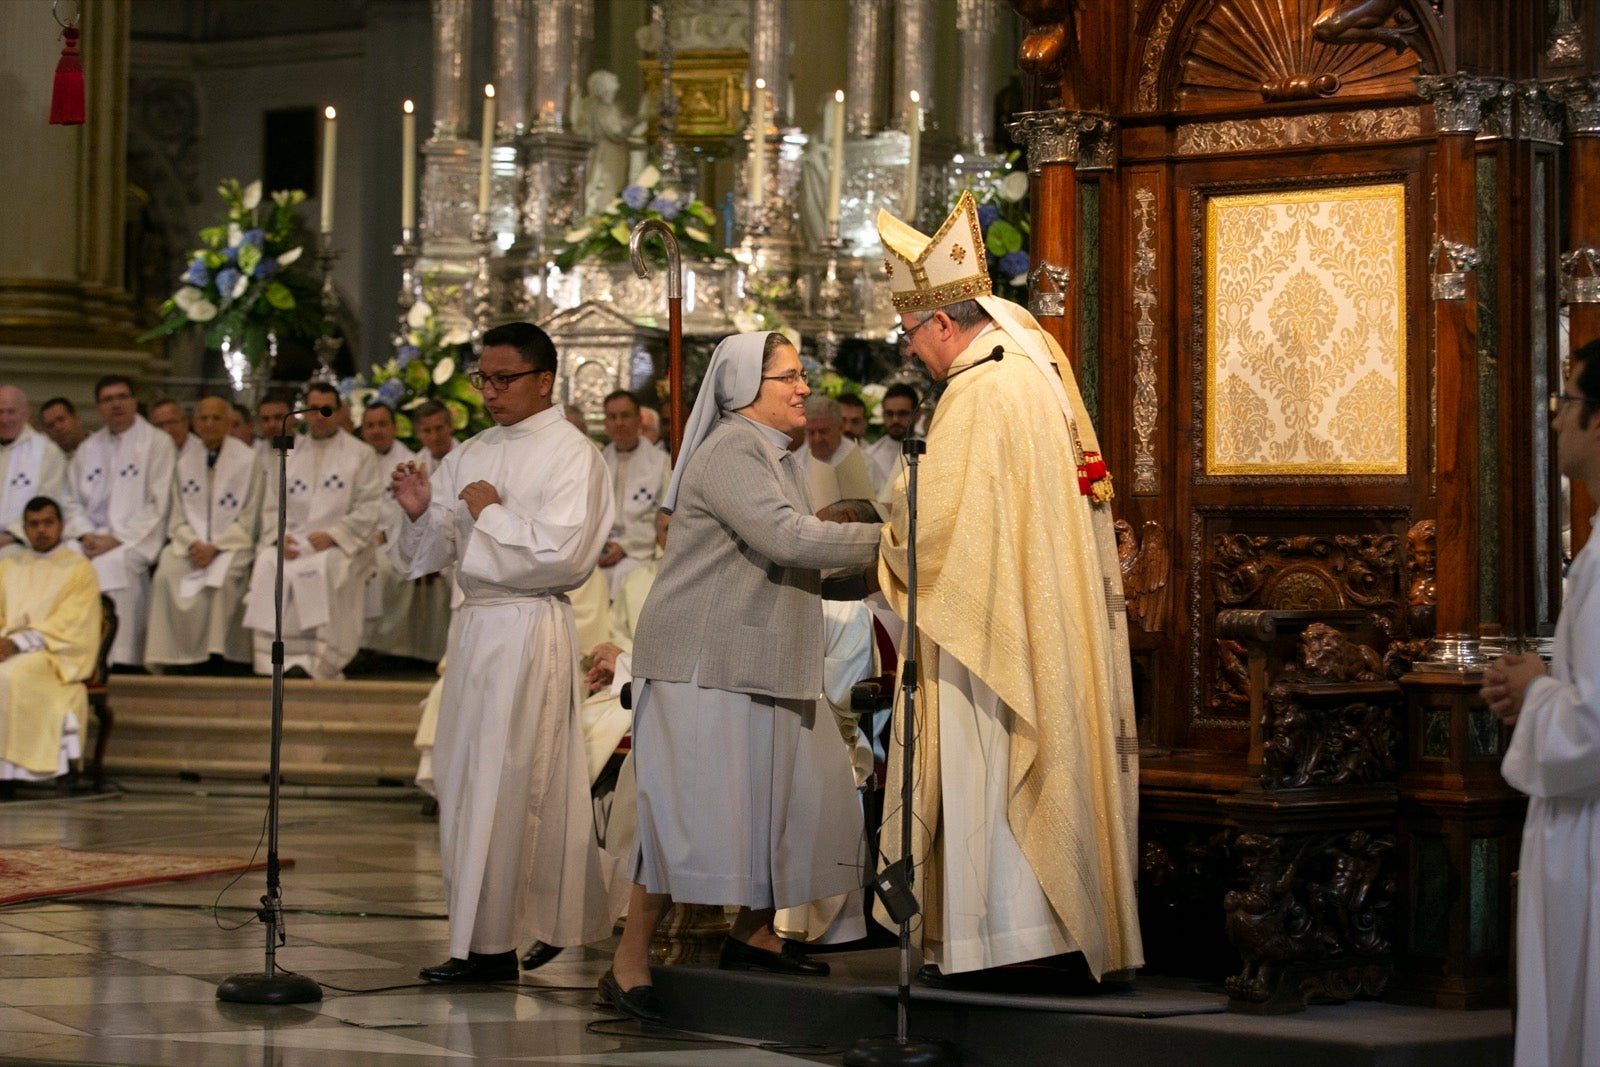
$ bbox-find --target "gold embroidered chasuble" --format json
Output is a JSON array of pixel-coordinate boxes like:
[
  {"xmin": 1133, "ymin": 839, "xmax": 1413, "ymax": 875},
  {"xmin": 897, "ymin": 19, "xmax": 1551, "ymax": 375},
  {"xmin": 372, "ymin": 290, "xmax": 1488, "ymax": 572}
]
[
  {"xmin": 0, "ymin": 547, "xmax": 99, "ymax": 773},
  {"xmin": 876, "ymin": 317, "xmax": 1144, "ymax": 979}
]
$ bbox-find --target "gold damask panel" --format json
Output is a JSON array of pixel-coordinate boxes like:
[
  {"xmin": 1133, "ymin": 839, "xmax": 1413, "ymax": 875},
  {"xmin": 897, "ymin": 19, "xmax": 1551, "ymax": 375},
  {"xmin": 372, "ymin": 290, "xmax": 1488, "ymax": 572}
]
[{"xmin": 1205, "ymin": 184, "xmax": 1407, "ymax": 477}]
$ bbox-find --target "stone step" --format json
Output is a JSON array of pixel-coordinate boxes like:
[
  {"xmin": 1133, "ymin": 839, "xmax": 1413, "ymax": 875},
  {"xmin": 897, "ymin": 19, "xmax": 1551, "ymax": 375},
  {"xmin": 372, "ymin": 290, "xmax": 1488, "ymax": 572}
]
[{"xmin": 99, "ymin": 675, "xmax": 432, "ymax": 785}]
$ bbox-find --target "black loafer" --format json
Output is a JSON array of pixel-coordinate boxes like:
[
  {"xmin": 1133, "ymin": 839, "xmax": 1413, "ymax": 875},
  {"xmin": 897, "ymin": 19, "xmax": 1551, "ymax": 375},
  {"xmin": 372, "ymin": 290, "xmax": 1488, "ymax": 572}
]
[
  {"xmin": 520, "ymin": 941, "xmax": 563, "ymax": 971},
  {"xmin": 598, "ymin": 967, "xmax": 664, "ymax": 1024},
  {"xmin": 718, "ymin": 936, "xmax": 830, "ymax": 976},
  {"xmin": 420, "ymin": 950, "xmax": 518, "ymax": 984}
]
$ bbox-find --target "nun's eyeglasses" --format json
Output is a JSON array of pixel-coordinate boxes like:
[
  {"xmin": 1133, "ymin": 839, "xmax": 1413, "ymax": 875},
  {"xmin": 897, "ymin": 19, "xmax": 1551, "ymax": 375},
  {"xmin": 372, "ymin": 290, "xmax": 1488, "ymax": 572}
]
[{"xmin": 761, "ymin": 371, "xmax": 807, "ymax": 387}]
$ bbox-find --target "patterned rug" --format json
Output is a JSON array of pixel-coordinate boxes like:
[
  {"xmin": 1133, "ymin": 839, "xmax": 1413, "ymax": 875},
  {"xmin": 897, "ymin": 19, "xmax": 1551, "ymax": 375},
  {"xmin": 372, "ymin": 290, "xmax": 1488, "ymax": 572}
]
[{"xmin": 0, "ymin": 846, "xmax": 277, "ymax": 905}]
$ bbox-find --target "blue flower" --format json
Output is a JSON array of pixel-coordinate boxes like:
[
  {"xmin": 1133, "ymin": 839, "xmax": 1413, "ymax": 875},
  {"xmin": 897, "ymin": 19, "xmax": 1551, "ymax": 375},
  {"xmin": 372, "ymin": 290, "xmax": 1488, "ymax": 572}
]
[
  {"xmin": 183, "ymin": 258, "xmax": 210, "ymax": 287},
  {"xmin": 240, "ymin": 228, "xmax": 265, "ymax": 247},
  {"xmin": 977, "ymin": 203, "xmax": 1002, "ymax": 229},
  {"xmin": 395, "ymin": 344, "xmax": 421, "ymax": 369},
  {"xmin": 377, "ymin": 379, "xmax": 405, "ymax": 404},
  {"xmin": 339, "ymin": 376, "xmax": 360, "ymax": 395},
  {"xmin": 252, "ymin": 256, "xmax": 280, "ymax": 280},
  {"xmin": 996, "ymin": 250, "xmax": 1030, "ymax": 281},
  {"xmin": 649, "ymin": 196, "xmax": 681, "ymax": 220},
  {"xmin": 214, "ymin": 267, "xmax": 243, "ymax": 299},
  {"xmin": 621, "ymin": 185, "xmax": 650, "ymax": 210}
]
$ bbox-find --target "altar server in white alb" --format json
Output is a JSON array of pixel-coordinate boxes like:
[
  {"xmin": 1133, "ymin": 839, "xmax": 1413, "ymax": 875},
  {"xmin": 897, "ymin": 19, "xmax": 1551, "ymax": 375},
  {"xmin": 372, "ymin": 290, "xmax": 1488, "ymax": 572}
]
[
  {"xmin": 145, "ymin": 397, "xmax": 263, "ymax": 671},
  {"xmin": 243, "ymin": 383, "xmax": 382, "ymax": 679},
  {"xmin": 360, "ymin": 402, "xmax": 449, "ymax": 663},
  {"xmin": 0, "ymin": 497, "xmax": 100, "ymax": 783},
  {"xmin": 1482, "ymin": 336, "xmax": 1600, "ymax": 1067},
  {"xmin": 0, "ymin": 387, "xmax": 67, "ymax": 559},
  {"xmin": 391, "ymin": 321, "xmax": 626, "ymax": 984},
  {"xmin": 63, "ymin": 375, "xmax": 177, "ymax": 668},
  {"xmin": 598, "ymin": 389, "xmax": 670, "ymax": 597}
]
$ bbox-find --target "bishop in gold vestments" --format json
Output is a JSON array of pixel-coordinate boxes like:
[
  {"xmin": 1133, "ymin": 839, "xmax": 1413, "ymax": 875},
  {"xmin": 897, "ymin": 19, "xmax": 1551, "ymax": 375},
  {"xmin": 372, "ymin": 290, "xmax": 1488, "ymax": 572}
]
[
  {"xmin": 874, "ymin": 193, "xmax": 1143, "ymax": 981},
  {"xmin": 0, "ymin": 499, "xmax": 100, "ymax": 779}
]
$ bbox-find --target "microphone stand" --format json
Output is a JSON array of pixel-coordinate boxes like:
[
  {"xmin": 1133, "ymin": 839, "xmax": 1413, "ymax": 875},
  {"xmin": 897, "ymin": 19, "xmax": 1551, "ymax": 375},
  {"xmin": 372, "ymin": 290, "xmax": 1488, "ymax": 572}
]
[
  {"xmin": 845, "ymin": 436, "xmax": 960, "ymax": 1067},
  {"xmin": 217, "ymin": 424, "xmax": 321, "ymax": 1005}
]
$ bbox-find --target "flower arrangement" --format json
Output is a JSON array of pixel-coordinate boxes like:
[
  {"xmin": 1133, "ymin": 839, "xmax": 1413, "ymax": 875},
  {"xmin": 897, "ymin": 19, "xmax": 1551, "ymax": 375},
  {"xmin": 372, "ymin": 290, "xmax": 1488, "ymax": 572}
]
[
  {"xmin": 553, "ymin": 164, "xmax": 729, "ymax": 270},
  {"xmin": 800, "ymin": 358, "xmax": 887, "ymax": 433},
  {"xmin": 970, "ymin": 155, "xmax": 1032, "ymax": 306},
  {"xmin": 339, "ymin": 290, "xmax": 490, "ymax": 449},
  {"xmin": 138, "ymin": 179, "xmax": 321, "ymax": 359}
]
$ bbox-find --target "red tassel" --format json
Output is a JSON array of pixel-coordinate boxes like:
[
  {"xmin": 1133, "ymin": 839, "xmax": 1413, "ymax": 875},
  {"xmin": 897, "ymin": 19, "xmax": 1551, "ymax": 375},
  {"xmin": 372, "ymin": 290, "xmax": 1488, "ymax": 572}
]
[
  {"xmin": 50, "ymin": 26, "xmax": 85, "ymax": 126},
  {"xmin": 1084, "ymin": 452, "xmax": 1107, "ymax": 482},
  {"xmin": 1077, "ymin": 465, "xmax": 1090, "ymax": 495}
]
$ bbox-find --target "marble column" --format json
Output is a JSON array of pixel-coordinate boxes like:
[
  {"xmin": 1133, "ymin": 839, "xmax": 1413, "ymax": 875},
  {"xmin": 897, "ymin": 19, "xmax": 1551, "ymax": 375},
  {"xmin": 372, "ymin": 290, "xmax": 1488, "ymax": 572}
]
[
  {"xmin": 893, "ymin": 0, "xmax": 937, "ymax": 126},
  {"xmin": 492, "ymin": 0, "xmax": 530, "ymax": 135},
  {"xmin": 748, "ymin": 0, "xmax": 790, "ymax": 127},
  {"xmin": 533, "ymin": 0, "xmax": 574, "ymax": 131},
  {"xmin": 1414, "ymin": 74, "xmax": 1507, "ymax": 668},
  {"xmin": 430, "ymin": 0, "xmax": 472, "ymax": 140},
  {"xmin": 846, "ymin": 0, "xmax": 888, "ymax": 135},
  {"xmin": 955, "ymin": 0, "xmax": 996, "ymax": 153},
  {"xmin": 0, "ymin": 0, "xmax": 155, "ymax": 408}
]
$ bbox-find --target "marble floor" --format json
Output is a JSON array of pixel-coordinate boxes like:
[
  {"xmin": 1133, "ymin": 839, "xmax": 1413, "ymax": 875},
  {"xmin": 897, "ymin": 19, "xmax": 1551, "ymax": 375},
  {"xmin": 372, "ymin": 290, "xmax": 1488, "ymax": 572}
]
[{"xmin": 0, "ymin": 788, "xmax": 841, "ymax": 1066}]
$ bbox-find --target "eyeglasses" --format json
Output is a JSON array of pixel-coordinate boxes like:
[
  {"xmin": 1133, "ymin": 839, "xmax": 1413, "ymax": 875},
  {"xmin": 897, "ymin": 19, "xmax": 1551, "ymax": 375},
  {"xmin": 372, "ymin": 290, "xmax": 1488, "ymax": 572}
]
[
  {"xmin": 760, "ymin": 370, "xmax": 808, "ymax": 388},
  {"xmin": 1549, "ymin": 391, "xmax": 1594, "ymax": 415},
  {"xmin": 898, "ymin": 315, "xmax": 935, "ymax": 349},
  {"xmin": 468, "ymin": 369, "xmax": 542, "ymax": 392}
]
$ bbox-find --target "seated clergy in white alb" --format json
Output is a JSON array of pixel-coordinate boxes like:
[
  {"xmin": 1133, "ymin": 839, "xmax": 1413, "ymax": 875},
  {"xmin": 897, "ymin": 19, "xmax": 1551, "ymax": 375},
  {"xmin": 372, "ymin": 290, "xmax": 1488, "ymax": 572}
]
[
  {"xmin": 795, "ymin": 395, "xmax": 878, "ymax": 514},
  {"xmin": 0, "ymin": 498, "xmax": 100, "ymax": 783},
  {"xmin": 598, "ymin": 390, "xmax": 669, "ymax": 596},
  {"xmin": 243, "ymin": 384, "xmax": 382, "ymax": 679},
  {"xmin": 62, "ymin": 375, "xmax": 177, "ymax": 668},
  {"xmin": 0, "ymin": 386, "xmax": 68, "ymax": 560},
  {"xmin": 145, "ymin": 398, "xmax": 263, "ymax": 671},
  {"xmin": 360, "ymin": 402, "xmax": 449, "ymax": 663}
]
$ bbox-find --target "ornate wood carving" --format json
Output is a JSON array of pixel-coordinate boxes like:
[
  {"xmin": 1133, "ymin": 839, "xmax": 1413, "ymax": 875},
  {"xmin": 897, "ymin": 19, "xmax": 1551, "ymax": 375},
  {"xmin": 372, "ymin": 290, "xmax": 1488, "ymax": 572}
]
[
  {"xmin": 1311, "ymin": 0, "xmax": 1420, "ymax": 52},
  {"xmin": 1177, "ymin": 0, "xmax": 1421, "ymax": 109},
  {"xmin": 1132, "ymin": 182, "xmax": 1160, "ymax": 494},
  {"xmin": 1117, "ymin": 519, "xmax": 1172, "ymax": 630},
  {"xmin": 1224, "ymin": 829, "xmax": 1395, "ymax": 1008},
  {"xmin": 1261, "ymin": 625, "xmax": 1400, "ymax": 789},
  {"xmin": 1212, "ymin": 637, "xmax": 1251, "ymax": 717},
  {"xmin": 1175, "ymin": 106, "xmax": 1424, "ymax": 155},
  {"xmin": 1211, "ymin": 532, "xmax": 1404, "ymax": 626},
  {"xmin": 1012, "ymin": 0, "xmax": 1079, "ymax": 109},
  {"xmin": 1406, "ymin": 519, "xmax": 1436, "ymax": 607}
]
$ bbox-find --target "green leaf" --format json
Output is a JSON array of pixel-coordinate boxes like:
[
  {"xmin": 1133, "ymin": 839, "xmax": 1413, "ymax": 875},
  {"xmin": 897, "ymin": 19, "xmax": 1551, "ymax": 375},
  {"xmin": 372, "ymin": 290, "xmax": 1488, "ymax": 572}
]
[
  {"xmin": 985, "ymin": 219, "xmax": 1023, "ymax": 256},
  {"xmin": 237, "ymin": 243, "xmax": 262, "ymax": 275},
  {"xmin": 198, "ymin": 225, "xmax": 228, "ymax": 248},
  {"xmin": 609, "ymin": 222, "xmax": 632, "ymax": 245},
  {"xmin": 264, "ymin": 281, "xmax": 294, "ymax": 310}
]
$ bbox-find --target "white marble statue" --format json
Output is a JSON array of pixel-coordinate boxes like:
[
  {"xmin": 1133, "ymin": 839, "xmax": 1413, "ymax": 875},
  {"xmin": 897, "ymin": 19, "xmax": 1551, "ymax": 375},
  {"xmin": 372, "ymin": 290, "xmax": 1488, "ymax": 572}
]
[
  {"xmin": 634, "ymin": 0, "xmax": 749, "ymax": 52},
  {"xmin": 572, "ymin": 70, "xmax": 647, "ymax": 217}
]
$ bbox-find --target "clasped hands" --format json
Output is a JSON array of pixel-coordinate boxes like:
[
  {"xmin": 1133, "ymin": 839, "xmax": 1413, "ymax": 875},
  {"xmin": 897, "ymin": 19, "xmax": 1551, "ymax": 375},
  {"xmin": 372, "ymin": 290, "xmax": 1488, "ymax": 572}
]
[
  {"xmin": 1479, "ymin": 652, "xmax": 1548, "ymax": 728},
  {"xmin": 79, "ymin": 533, "xmax": 120, "ymax": 559},
  {"xmin": 282, "ymin": 532, "xmax": 335, "ymax": 560},
  {"xmin": 391, "ymin": 462, "xmax": 500, "ymax": 521}
]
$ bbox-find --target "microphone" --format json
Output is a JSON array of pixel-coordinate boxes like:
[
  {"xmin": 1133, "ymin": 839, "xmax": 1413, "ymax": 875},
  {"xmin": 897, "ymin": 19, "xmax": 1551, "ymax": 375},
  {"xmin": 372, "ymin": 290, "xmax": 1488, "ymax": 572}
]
[
  {"xmin": 944, "ymin": 345, "xmax": 1005, "ymax": 382},
  {"xmin": 291, "ymin": 404, "xmax": 335, "ymax": 417}
]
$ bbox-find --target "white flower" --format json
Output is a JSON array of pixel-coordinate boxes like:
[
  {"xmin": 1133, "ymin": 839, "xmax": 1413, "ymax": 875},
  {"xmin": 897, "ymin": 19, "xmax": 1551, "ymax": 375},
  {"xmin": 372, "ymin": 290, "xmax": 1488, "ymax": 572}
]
[
  {"xmin": 406, "ymin": 300, "xmax": 433, "ymax": 329},
  {"xmin": 432, "ymin": 356, "xmax": 456, "ymax": 385},
  {"xmin": 860, "ymin": 383, "xmax": 887, "ymax": 400},
  {"xmin": 999, "ymin": 171, "xmax": 1029, "ymax": 202},
  {"xmin": 683, "ymin": 225, "xmax": 711, "ymax": 243},
  {"xmin": 1009, "ymin": 272, "xmax": 1028, "ymax": 288},
  {"xmin": 403, "ymin": 396, "xmax": 429, "ymax": 411},
  {"xmin": 732, "ymin": 310, "xmax": 763, "ymax": 334},
  {"xmin": 227, "ymin": 223, "xmax": 242, "ymax": 248},
  {"xmin": 443, "ymin": 325, "xmax": 470, "ymax": 346},
  {"xmin": 242, "ymin": 180, "xmax": 262, "ymax": 210},
  {"xmin": 633, "ymin": 164, "xmax": 661, "ymax": 189},
  {"xmin": 173, "ymin": 286, "xmax": 204, "ymax": 314},
  {"xmin": 277, "ymin": 246, "xmax": 302, "ymax": 267},
  {"xmin": 779, "ymin": 326, "xmax": 802, "ymax": 350},
  {"xmin": 564, "ymin": 227, "xmax": 591, "ymax": 243},
  {"xmin": 189, "ymin": 298, "xmax": 218, "ymax": 322},
  {"xmin": 228, "ymin": 272, "xmax": 249, "ymax": 299}
]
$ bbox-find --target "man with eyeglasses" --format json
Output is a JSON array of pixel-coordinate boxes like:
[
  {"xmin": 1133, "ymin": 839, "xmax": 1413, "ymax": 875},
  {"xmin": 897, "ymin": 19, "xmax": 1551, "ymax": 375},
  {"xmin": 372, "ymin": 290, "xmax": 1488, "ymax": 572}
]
[
  {"xmin": 390, "ymin": 321, "xmax": 625, "ymax": 985},
  {"xmin": 1482, "ymin": 338, "xmax": 1600, "ymax": 1066},
  {"xmin": 62, "ymin": 375, "xmax": 177, "ymax": 669},
  {"xmin": 861, "ymin": 383, "xmax": 920, "ymax": 493},
  {"xmin": 241, "ymin": 382, "xmax": 382, "ymax": 680}
]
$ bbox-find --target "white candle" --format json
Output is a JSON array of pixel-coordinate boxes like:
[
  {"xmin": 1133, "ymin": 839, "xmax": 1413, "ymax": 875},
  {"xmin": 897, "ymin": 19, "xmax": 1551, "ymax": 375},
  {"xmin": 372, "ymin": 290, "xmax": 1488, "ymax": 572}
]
[
  {"xmin": 320, "ymin": 105, "xmax": 337, "ymax": 234},
  {"xmin": 749, "ymin": 78, "xmax": 766, "ymax": 212},
  {"xmin": 401, "ymin": 99, "xmax": 416, "ymax": 233},
  {"xmin": 478, "ymin": 84, "xmax": 496, "ymax": 218},
  {"xmin": 904, "ymin": 90, "xmax": 921, "ymax": 222},
  {"xmin": 825, "ymin": 88, "xmax": 845, "ymax": 228}
]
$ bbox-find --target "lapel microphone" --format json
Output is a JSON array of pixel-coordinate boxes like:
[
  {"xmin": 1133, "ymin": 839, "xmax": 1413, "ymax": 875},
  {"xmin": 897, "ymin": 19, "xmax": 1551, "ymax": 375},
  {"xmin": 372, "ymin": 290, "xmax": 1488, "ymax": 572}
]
[{"xmin": 944, "ymin": 345, "xmax": 1005, "ymax": 382}]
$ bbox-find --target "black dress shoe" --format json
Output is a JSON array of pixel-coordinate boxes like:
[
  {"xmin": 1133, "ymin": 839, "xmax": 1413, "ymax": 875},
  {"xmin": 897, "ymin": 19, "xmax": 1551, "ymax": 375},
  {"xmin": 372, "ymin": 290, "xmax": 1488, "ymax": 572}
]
[
  {"xmin": 520, "ymin": 941, "xmax": 562, "ymax": 971},
  {"xmin": 718, "ymin": 936, "xmax": 830, "ymax": 976},
  {"xmin": 419, "ymin": 951, "xmax": 518, "ymax": 983},
  {"xmin": 598, "ymin": 968, "xmax": 664, "ymax": 1024}
]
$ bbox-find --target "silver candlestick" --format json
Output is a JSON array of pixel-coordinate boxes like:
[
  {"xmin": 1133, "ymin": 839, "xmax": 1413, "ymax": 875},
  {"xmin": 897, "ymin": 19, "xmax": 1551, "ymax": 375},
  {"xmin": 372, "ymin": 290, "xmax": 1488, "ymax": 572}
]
[
  {"xmin": 311, "ymin": 239, "xmax": 342, "ymax": 384},
  {"xmin": 815, "ymin": 223, "xmax": 847, "ymax": 371},
  {"xmin": 470, "ymin": 217, "xmax": 494, "ymax": 350},
  {"xmin": 393, "ymin": 227, "xmax": 422, "ymax": 333}
]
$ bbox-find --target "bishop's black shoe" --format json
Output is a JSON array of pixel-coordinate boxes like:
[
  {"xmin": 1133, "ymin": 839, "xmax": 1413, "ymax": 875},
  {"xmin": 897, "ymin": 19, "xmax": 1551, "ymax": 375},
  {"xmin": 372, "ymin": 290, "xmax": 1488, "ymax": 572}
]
[
  {"xmin": 718, "ymin": 935, "xmax": 830, "ymax": 976},
  {"xmin": 419, "ymin": 951, "xmax": 518, "ymax": 984},
  {"xmin": 520, "ymin": 941, "xmax": 563, "ymax": 971}
]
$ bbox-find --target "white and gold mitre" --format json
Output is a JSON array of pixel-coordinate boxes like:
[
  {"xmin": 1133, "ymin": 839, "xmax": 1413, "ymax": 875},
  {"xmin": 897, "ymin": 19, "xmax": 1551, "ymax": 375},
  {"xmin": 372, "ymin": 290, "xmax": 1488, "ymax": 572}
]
[{"xmin": 877, "ymin": 190, "xmax": 993, "ymax": 314}]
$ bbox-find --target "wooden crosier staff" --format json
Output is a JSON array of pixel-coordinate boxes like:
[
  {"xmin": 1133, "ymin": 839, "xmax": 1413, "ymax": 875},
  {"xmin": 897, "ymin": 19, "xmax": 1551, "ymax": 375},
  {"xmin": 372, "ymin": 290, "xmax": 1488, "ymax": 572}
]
[{"xmin": 628, "ymin": 220, "xmax": 684, "ymax": 462}]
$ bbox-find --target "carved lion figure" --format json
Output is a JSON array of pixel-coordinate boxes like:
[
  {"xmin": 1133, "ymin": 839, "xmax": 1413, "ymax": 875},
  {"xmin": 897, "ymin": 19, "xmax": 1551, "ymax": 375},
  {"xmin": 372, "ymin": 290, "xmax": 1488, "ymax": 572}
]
[{"xmin": 1297, "ymin": 623, "xmax": 1383, "ymax": 682}]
